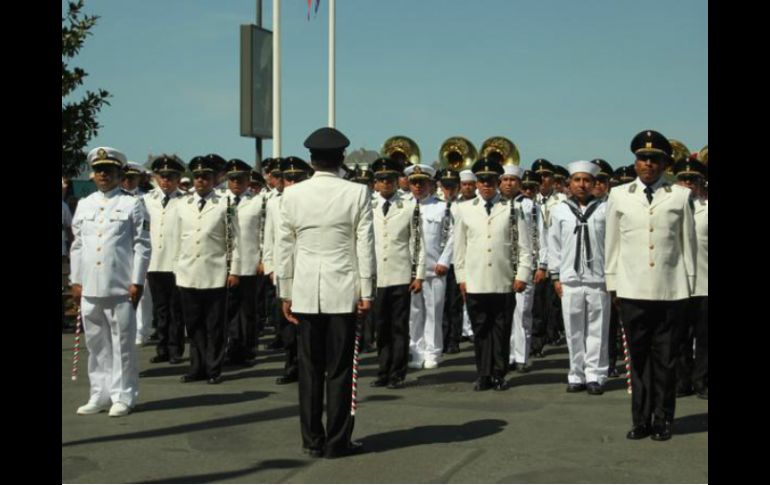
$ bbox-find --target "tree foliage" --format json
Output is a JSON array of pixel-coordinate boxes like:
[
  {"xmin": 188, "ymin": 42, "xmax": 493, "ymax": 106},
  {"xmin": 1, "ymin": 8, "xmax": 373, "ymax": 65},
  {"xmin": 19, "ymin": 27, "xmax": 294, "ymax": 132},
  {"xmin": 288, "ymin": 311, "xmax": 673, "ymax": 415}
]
[{"xmin": 62, "ymin": 0, "xmax": 111, "ymax": 177}]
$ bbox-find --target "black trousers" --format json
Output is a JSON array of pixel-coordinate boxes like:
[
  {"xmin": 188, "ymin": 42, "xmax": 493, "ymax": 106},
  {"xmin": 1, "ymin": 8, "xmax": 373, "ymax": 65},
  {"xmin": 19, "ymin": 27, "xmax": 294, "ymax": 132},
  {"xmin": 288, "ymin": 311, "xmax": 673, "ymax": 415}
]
[
  {"xmin": 546, "ymin": 281, "xmax": 564, "ymax": 342},
  {"xmin": 179, "ymin": 287, "xmax": 226, "ymax": 379},
  {"xmin": 274, "ymin": 283, "xmax": 298, "ymax": 376},
  {"xmin": 296, "ymin": 313, "xmax": 356, "ymax": 454},
  {"xmin": 676, "ymin": 296, "xmax": 708, "ymax": 391},
  {"xmin": 226, "ymin": 275, "xmax": 259, "ymax": 361},
  {"xmin": 254, "ymin": 274, "xmax": 270, "ymax": 335},
  {"xmin": 265, "ymin": 278, "xmax": 277, "ymax": 328},
  {"xmin": 530, "ymin": 279, "xmax": 549, "ymax": 352},
  {"xmin": 362, "ymin": 310, "xmax": 376, "ymax": 350},
  {"xmin": 147, "ymin": 272, "xmax": 185, "ymax": 359},
  {"xmin": 374, "ymin": 285, "xmax": 411, "ymax": 381},
  {"xmin": 466, "ymin": 293, "xmax": 516, "ymax": 378},
  {"xmin": 442, "ymin": 266, "xmax": 464, "ymax": 350},
  {"xmin": 619, "ymin": 298, "xmax": 687, "ymax": 426}
]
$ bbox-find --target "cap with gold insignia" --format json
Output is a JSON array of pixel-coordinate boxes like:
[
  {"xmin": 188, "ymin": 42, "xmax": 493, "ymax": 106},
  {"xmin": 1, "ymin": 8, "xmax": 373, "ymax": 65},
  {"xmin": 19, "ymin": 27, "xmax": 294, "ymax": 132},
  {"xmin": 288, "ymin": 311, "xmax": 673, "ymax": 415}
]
[
  {"xmin": 250, "ymin": 170, "xmax": 265, "ymax": 185},
  {"xmin": 189, "ymin": 155, "xmax": 218, "ymax": 174},
  {"xmin": 590, "ymin": 159, "xmax": 613, "ymax": 179},
  {"xmin": 225, "ymin": 159, "xmax": 252, "ymax": 177},
  {"xmin": 673, "ymin": 159, "xmax": 707, "ymax": 179},
  {"xmin": 531, "ymin": 159, "xmax": 555, "ymax": 175},
  {"xmin": 205, "ymin": 154, "xmax": 227, "ymax": 173},
  {"xmin": 151, "ymin": 155, "xmax": 186, "ymax": 174},
  {"xmin": 87, "ymin": 147, "xmax": 127, "ymax": 169},
  {"xmin": 567, "ymin": 160, "xmax": 600, "ymax": 177},
  {"xmin": 437, "ymin": 168, "xmax": 461, "ymax": 183},
  {"xmin": 521, "ymin": 170, "xmax": 542, "ymax": 187},
  {"xmin": 371, "ymin": 157, "xmax": 403, "ymax": 179},
  {"xmin": 124, "ymin": 162, "xmax": 145, "ymax": 176},
  {"xmin": 501, "ymin": 165, "xmax": 524, "ymax": 179},
  {"xmin": 614, "ymin": 166, "xmax": 636, "ymax": 183},
  {"xmin": 471, "ymin": 158, "xmax": 504, "ymax": 179},
  {"xmin": 404, "ymin": 164, "xmax": 436, "ymax": 180},
  {"xmin": 553, "ymin": 165, "xmax": 569, "ymax": 180},
  {"xmin": 630, "ymin": 130, "xmax": 673, "ymax": 161},
  {"xmin": 281, "ymin": 156, "xmax": 313, "ymax": 177},
  {"xmin": 262, "ymin": 157, "xmax": 282, "ymax": 177}
]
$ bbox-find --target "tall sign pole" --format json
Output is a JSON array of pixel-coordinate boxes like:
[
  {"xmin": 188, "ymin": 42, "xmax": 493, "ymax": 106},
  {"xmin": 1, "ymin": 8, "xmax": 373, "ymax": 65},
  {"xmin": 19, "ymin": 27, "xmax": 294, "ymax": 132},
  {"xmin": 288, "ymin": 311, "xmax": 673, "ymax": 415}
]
[
  {"xmin": 328, "ymin": 0, "xmax": 336, "ymax": 128},
  {"xmin": 273, "ymin": 0, "xmax": 281, "ymax": 156}
]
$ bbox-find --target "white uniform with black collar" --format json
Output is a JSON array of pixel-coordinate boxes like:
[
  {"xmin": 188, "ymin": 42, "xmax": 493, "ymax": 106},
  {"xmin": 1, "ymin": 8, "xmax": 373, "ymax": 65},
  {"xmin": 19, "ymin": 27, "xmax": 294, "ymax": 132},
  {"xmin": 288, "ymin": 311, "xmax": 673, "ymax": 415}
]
[
  {"xmin": 409, "ymin": 195, "xmax": 453, "ymax": 367},
  {"xmin": 70, "ymin": 187, "xmax": 151, "ymax": 409}
]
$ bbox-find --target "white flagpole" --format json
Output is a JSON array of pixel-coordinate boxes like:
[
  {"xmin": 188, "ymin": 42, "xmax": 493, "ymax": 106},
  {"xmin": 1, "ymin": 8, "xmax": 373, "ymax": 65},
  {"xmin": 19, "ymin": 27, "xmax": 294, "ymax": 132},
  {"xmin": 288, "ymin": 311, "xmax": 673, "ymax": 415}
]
[
  {"xmin": 273, "ymin": 0, "xmax": 281, "ymax": 156},
  {"xmin": 328, "ymin": 0, "xmax": 335, "ymax": 128}
]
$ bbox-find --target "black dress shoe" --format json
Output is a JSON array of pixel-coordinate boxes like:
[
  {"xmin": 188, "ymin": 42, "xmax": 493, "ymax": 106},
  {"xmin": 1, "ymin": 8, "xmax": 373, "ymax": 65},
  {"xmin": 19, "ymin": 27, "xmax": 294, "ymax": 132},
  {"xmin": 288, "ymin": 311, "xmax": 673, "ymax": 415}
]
[
  {"xmin": 651, "ymin": 421, "xmax": 672, "ymax": 441},
  {"xmin": 387, "ymin": 378, "xmax": 405, "ymax": 389},
  {"xmin": 169, "ymin": 357, "xmax": 183, "ymax": 365},
  {"xmin": 370, "ymin": 377, "xmax": 389, "ymax": 388},
  {"xmin": 626, "ymin": 424, "xmax": 651, "ymax": 440},
  {"xmin": 325, "ymin": 441, "xmax": 364, "ymax": 459},
  {"xmin": 207, "ymin": 375, "xmax": 224, "ymax": 385},
  {"xmin": 566, "ymin": 383, "xmax": 587, "ymax": 393},
  {"xmin": 180, "ymin": 374, "xmax": 204, "ymax": 383},
  {"xmin": 445, "ymin": 344, "xmax": 460, "ymax": 355},
  {"xmin": 493, "ymin": 377, "xmax": 510, "ymax": 391},
  {"xmin": 276, "ymin": 374, "xmax": 298, "ymax": 385},
  {"xmin": 586, "ymin": 382, "xmax": 604, "ymax": 395},
  {"xmin": 150, "ymin": 355, "xmax": 169, "ymax": 364},
  {"xmin": 474, "ymin": 377, "xmax": 493, "ymax": 391}
]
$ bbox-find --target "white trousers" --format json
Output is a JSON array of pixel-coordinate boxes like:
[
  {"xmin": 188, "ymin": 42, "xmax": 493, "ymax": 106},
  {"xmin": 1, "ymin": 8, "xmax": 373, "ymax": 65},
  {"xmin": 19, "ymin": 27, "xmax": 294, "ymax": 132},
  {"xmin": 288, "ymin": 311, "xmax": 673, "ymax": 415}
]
[
  {"xmin": 510, "ymin": 283, "xmax": 535, "ymax": 365},
  {"xmin": 135, "ymin": 279, "xmax": 153, "ymax": 344},
  {"xmin": 409, "ymin": 275, "xmax": 445, "ymax": 363},
  {"xmin": 560, "ymin": 283, "xmax": 610, "ymax": 385},
  {"xmin": 81, "ymin": 296, "xmax": 139, "ymax": 407}
]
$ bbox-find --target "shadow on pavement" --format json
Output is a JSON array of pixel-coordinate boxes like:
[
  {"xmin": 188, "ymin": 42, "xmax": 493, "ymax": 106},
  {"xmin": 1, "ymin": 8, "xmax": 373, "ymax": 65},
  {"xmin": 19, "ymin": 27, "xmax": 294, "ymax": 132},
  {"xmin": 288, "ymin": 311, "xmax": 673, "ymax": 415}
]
[
  {"xmin": 674, "ymin": 412, "xmax": 708, "ymax": 435},
  {"xmin": 361, "ymin": 419, "xmax": 507, "ymax": 453},
  {"xmin": 136, "ymin": 459, "xmax": 307, "ymax": 484},
  {"xmin": 508, "ymin": 372, "xmax": 565, "ymax": 387},
  {"xmin": 135, "ymin": 391, "xmax": 273, "ymax": 413}
]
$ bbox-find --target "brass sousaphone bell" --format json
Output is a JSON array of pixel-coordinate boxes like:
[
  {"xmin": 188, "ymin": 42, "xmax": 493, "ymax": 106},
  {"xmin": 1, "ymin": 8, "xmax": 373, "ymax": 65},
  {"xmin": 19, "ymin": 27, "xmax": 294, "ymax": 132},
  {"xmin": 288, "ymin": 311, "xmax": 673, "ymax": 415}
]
[
  {"xmin": 479, "ymin": 136, "xmax": 520, "ymax": 166},
  {"xmin": 438, "ymin": 136, "xmax": 478, "ymax": 172},
  {"xmin": 381, "ymin": 136, "xmax": 421, "ymax": 167}
]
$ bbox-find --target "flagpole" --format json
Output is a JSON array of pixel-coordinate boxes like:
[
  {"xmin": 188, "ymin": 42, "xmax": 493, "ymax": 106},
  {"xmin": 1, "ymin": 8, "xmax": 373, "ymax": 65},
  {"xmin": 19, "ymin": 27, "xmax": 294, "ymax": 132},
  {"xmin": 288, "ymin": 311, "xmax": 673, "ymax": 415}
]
[
  {"xmin": 273, "ymin": 0, "xmax": 281, "ymax": 157},
  {"xmin": 328, "ymin": 0, "xmax": 335, "ymax": 128}
]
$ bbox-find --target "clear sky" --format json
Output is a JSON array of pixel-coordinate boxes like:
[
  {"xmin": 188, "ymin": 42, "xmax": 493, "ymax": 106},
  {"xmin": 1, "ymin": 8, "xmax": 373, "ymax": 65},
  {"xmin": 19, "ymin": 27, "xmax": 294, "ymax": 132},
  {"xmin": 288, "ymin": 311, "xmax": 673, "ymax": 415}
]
[{"xmin": 67, "ymin": 0, "xmax": 707, "ymax": 173}]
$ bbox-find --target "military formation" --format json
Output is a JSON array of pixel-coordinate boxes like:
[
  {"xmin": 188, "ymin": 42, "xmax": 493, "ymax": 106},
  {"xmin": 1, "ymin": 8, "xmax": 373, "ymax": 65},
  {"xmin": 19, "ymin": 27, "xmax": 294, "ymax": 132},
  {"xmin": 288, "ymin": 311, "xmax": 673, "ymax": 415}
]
[{"xmin": 63, "ymin": 127, "xmax": 707, "ymax": 455}]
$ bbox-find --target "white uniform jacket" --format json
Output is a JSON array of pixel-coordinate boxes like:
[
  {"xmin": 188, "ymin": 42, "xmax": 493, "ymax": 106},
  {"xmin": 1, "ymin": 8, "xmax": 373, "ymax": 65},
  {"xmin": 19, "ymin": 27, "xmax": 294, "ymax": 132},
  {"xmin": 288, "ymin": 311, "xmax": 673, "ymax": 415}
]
[
  {"xmin": 416, "ymin": 195, "xmax": 454, "ymax": 277},
  {"xmin": 261, "ymin": 192, "xmax": 282, "ymax": 276},
  {"xmin": 372, "ymin": 192, "xmax": 426, "ymax": 288},
  {"xmin": 276, "ymin": 171, "xmax": 376, "ymax": 314},
  {"xmin": 70, "ymin": 187, "xmax": 151, "ymax": 297},
  {"xmin": 605, "ymin": 177, "xmax": 696, "ymax": 300},
  {"xmin": 515, "ymin": 195, "xmax": 546, "ymax": 278},
  {"xmin": 693, "ymin": 198, "xmax": 708, "ymax": 297},
  {"xmin": 453, "ymin": 193, "xmax": 533, "ymax": 294},
  {"xmin": 174, "ymin": 191, "xmax": 241, "ymax": 289},
  {"xmin": 547, "ymin": 197, "xmax": 608, "ymax": 286},
  {"xmin": 536, "ymin": 191, "xmax": 567, "ymax": 271},
  {"xmin": 226, "ymin": 190, "xmax": 266, "ymax": 277},
  {"xmin": 144, "ymin": 188, "xmax": 185, "ymax": 273}
]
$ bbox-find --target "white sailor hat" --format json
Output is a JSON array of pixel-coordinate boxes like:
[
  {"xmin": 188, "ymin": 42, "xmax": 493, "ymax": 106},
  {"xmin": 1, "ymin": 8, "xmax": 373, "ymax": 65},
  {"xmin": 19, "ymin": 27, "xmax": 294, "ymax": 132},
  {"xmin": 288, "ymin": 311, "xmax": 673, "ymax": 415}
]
[
  {"xmin": 87, "ymin": 146, "xmax": 127, "ymax": 169},
  {"xmin": 404, "ymin": 163, "xmax": 436, "ymax": 180},
  {"xmin": 459, "ymin": 169, "xmax": 477, "ymax": 182},
  {"xmin": 501, "ymin": 165, "xmax": 523, "ymax": 178},
  {"xmin": 180, "ymin": 177, "xmax": 191, "ymax": 184},
  {"xmin": 567, "ymin": 160, "xmax": 600, "ymax": 177},
  {"xmin": 124, "ymin": 161, "xmax": 145, "ymax": 175}
]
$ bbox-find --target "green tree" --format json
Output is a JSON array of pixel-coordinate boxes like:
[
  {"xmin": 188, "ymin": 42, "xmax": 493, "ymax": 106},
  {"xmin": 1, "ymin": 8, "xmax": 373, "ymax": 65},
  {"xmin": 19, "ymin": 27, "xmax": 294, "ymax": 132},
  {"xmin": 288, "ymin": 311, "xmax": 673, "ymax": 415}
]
[{"xmin": 62, "ymin": 0, "xmax": 111, "ymax": 178}]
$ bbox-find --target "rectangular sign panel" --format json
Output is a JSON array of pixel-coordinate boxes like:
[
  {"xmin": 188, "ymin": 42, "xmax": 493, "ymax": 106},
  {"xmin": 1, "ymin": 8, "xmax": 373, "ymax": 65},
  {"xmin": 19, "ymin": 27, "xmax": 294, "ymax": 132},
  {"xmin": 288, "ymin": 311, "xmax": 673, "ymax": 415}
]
[{"xmin": 240, "ymin": 25, "xmax": 273, "ymax": 139}]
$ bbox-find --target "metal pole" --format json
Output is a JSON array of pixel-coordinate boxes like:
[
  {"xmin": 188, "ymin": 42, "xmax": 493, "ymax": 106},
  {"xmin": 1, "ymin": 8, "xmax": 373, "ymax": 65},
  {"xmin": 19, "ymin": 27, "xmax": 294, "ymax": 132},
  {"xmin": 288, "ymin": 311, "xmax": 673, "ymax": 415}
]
[
  {"xmin": 255, "ymin": 0, "xmax": 263, "ymax": 168},
  {"xmin": 273, "ymin": 0, "xmax": 281, "ymax": 157},
  {"xmin": 328, "ymin": 0, "xmax": 335, "ymax": 128}
]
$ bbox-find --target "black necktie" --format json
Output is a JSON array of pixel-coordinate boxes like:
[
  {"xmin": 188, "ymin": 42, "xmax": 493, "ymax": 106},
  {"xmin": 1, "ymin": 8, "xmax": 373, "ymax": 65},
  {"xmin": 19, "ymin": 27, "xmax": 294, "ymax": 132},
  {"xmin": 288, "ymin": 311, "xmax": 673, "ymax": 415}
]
[
  {"xmin": 234, "ymin": 195, "xmax": 241, "ymax": 206},
  {"xmin": 644, "ymin": 186, "xmax": 654, "ymax": 204},
  {"xmin": 162, "ymin": 195, "xmax": 170, "ymax": 208},
  {"xmin": 485, "ymin": 200, "xmax": 494, "ymax": 215},
  {"xmin": 198, "ymin": 198, "xmax": 206, "ymax": 212},
  {"xmin": 383, "ymin": 200, "xmax": 391, "ymax": 216}
]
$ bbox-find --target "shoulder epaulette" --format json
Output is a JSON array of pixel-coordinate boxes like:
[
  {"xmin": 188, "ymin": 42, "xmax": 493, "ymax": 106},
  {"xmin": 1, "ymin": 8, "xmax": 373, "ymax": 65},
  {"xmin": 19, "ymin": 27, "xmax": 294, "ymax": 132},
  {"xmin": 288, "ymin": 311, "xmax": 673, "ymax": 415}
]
[
  {"xmin": 628, "ymin": 183, "xmax": 637, "ymax": 194},
  {"xmin": 664, "ymin": 184, "xmax": 672, "ymax": 193},
  {"xmin": 473, "ymin": 198, "xmax": 479, "ymax": 206}
]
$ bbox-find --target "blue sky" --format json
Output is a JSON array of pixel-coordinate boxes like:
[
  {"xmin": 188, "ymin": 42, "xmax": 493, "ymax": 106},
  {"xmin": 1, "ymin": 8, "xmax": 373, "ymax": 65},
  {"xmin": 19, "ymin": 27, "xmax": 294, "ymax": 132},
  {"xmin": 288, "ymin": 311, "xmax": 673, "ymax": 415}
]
[{"xmin": 67, "ymin": 0, "xmax": 707, "ymax": 173}]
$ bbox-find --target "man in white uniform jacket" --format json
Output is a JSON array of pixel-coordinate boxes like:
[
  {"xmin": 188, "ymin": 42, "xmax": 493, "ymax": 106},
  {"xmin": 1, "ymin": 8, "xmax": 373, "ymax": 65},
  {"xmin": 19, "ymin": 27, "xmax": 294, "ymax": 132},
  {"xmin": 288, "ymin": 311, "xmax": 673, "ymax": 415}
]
[
  {"xmin": 70, "ymin": 147, "xmax": 151, "ymax": 417},
  {"xmin": 548, "ymin": 161, "xmax": 610, "ymax": 395},
  {"xmin": 404, "ymin": 164, "xmax": 454, "ymax": 370},
  {"xmin": 277, "ymin": 127, "xmax": 375, "ymax": 459},
  {"xmin": 606, "ymin": 130, "xmax": 697, "ymax": 442},
  {"xmin": 454, "ymin": 158, "xmax": 533, "ymax": 391}
]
